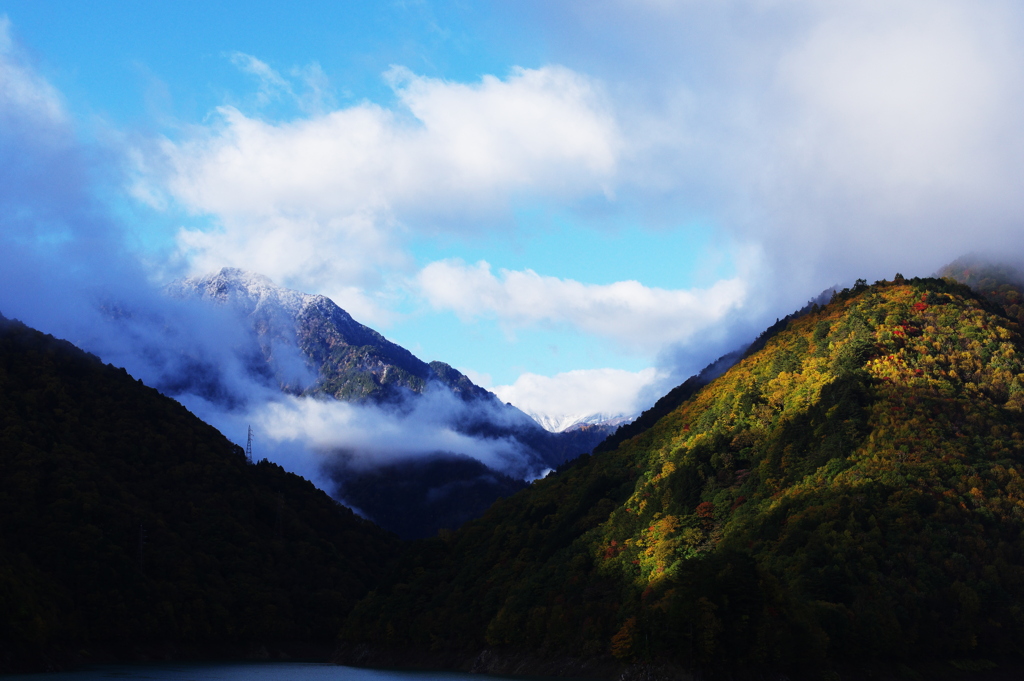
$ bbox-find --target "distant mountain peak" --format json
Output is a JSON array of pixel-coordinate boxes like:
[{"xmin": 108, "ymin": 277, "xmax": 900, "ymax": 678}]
[
  {"xmin": 168, "ymin": 268, "xmax": 430, "ymax": 401},
  {"xmin": 168, "ymin": 267, "xmax": 325, "ymax": 320},
  {"xmin": 525, "ymin": 410, "xmax": 635, "ymax": 433},
  {"xmin": 164, "ymin": 268, "xmax": 618, "ymax": 537}
]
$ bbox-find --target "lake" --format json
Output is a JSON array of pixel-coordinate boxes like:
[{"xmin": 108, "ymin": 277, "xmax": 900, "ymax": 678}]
[{"xmin": 2, "ymin": 662, "xmax": 523, "ymax": 681}]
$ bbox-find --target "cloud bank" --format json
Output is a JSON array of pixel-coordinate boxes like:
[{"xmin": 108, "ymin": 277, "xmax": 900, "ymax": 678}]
[
  {"xmin": 142, "ymin": 64, "xmax": 620, "ymax": 319},
  {"xmin": 138, "ymin": 0, "xmax": 1024, "ymax": 385},
  {"xmin": 493, "ymin": 367, "xmax": 660, "ymax": 431},
  {"xmin": 535, "ymin": 0, "xmax": 1024, "ymax": 297},
  {"xmin": 14, "ymin": 1, "xmax": 1024, "ymax": 445},
  {"xmin": 418, "ymin": 259, "xmax": 748, "ymax": 353},
  {"xmin": 0, "ymin": 29, "xmax": 553, "ymax": 496}
]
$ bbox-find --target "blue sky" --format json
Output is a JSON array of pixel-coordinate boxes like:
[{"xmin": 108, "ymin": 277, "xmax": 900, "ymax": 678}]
[
  {"xmin": 4, "ymin": 0, "xmax": 1024, "ymax": 425},
  {"xmin": 4, "ymin": 2, "xmax": 537, "ymax": 123}
]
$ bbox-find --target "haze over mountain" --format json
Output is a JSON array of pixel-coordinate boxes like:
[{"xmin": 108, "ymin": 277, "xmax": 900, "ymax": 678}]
[
  {"xmin": 167, "ymin": 268, "xmax": 488, "ymax": 402},
  {"xmin": 163, "ymin": 267, "xmax": 614, "ymax": 537}
]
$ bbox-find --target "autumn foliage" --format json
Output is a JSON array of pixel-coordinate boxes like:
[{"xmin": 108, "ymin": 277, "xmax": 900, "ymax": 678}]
[{"xmin": 344, "ymin": 275, "xmax": 1024, "ymax": 676}]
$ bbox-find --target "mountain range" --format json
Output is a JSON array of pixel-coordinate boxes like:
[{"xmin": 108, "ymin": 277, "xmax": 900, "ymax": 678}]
[
  {"xmin": 166, "ymin": 268, "xmax": 492, "ymax": 402},
  {"xmin": 166, "ymin": 268, "xmax": 617, "ymax": 538},
  {"xmin": 526, "ymin": 411, "xmax": 636, "ymax": 434},
  {"xmin": 7, "ymin": 260, "xmax": 1024, "ymax": 678}
]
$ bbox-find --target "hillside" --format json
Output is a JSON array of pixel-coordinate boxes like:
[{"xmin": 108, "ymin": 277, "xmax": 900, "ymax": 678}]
[
  {"xmin": 0, "ymin": 314, "xmax": 400, "ymax": 672},
  {"xmin": 340, "ymin": 276, "xmax": 1024, "ymax": 678}
]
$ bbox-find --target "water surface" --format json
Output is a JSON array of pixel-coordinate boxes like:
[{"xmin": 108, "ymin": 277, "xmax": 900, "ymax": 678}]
[{"xmin": 4, "ymin": 662, "xmax": 520, "ymax": 681}]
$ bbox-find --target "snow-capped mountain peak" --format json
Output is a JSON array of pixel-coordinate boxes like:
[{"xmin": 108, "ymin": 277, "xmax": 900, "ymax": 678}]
[
  {"xmin": 525, "ymin": 411, "xmax": 635, "ymax": 433},
  {"xmin": 167, "ymin": 267, "xmax": 321, "ymax": 320},
  {"xmin": 158, "ymin": 267, "xmax": 622, "ymax": 536}
]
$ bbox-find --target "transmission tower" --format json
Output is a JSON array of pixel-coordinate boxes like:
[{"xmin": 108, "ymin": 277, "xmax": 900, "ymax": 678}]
[
  {"xmin": 138, "ymin": 523, "xmax": 147, "ymax": 574},
  {"xmin": 246, "ymin": 425, "xmax": 253, "ymax": 464}
]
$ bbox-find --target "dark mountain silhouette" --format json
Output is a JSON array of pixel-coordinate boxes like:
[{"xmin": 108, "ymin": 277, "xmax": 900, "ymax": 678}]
[
  {"xmin": 332, "ymin": 454, "xmax": 529, "ymax": 541},
  {"xmin": 0, "ymin": 313, "xmax": 399, "ymax": 672}
]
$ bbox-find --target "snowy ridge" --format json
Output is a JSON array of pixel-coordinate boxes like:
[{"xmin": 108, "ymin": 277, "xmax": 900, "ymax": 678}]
[
  {"xmin": 168, "ymin": 268, "xmax": 384, "ymax": 351},
  {"xmin": 525, "ymin": 411, "xmax": 635, "ymax": 433},
  {"xmin": 167, "ymin": 267, "xmax": 323, "ymax": 320},
  {"xmin": 166, "ymin": 268, "xmax": 494, "ymax": 401}
]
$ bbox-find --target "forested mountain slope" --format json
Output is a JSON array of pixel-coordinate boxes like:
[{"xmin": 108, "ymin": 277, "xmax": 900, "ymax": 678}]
[
  {"xmin": 940, "ymin": 256, "xmax": 1024, "ymax": 328},
  {"xmin": 341, "ymin": 276, "xmax": 1024, "ymax": 678},
  {"xmin": 0, "ymin": 314, "xmax": 399, "ymax": 672},
  {"xmin": 594, "ymin": 287, "xmax": 834, "ymax": 457}
]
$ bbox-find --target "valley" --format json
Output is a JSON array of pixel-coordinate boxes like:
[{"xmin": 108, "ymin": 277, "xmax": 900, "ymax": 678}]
[
  {"xmin": 7, "ymin": 265, "xmax": 1024, "ymax": 678},
  {"xmin": 165, "ymin": 268, "xmax": 617, "ymax": 538},
  {"xmin": 4, "ymin": 3, "xmax": 1023, "ymax": 678}
]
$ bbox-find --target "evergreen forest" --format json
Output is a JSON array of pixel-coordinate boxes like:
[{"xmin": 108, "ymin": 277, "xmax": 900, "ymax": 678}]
[{"xmin": 0, "ymin": 314, "xmax": 399, "ymax": 672}]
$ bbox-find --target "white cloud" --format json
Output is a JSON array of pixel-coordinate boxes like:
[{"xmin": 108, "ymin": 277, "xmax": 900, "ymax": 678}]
[
  {"xmin": 493, "ymin": 367, "xmax": 661, "ymax": 431},
  {"xmin": 173, "ymin": 208, "xmax": 407, "ymax": 325},
  {"xmin": 145, "ymin": 65, "xmax": 620, "ymax": 320},
  {"xmin": 175, "ymin": 384, "xmax": 545, "ymax": 494},
  {"xmin": 515, "ymin": 0, "xmax": 1024, "ymax": 308},
  {"xmin": 384, "ymin": 65, "xmax": 619, "ymax": 201},
  {"xmin": 0, "ymin": 15, "xmax": 140, "ymax": 345},
  {"xmin": 417, "ymin": 259, "xmax": 747, "ymax": 353},
  {"xmin": 250, "ymin": 389, "xmax": 539, "ymax": 476},
  {"xmin": 230, "ymin": 52, "xmax": 295, "ymax": 107},
  {"xmin": 760, "ymin": 0, "xmax": 1024, "ymax": 231},
  {"xmin": 129, "ymin": 0, "xmax": 1024, "ymax": 406}
]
